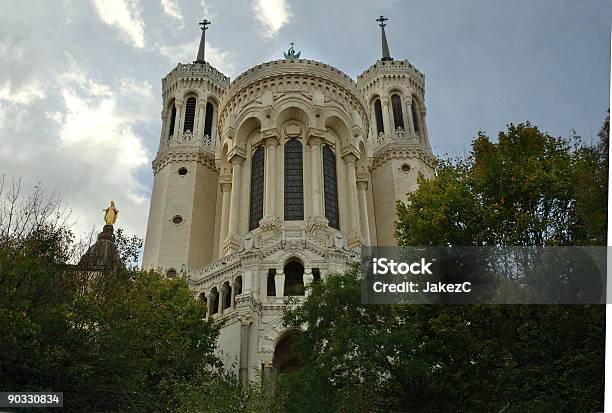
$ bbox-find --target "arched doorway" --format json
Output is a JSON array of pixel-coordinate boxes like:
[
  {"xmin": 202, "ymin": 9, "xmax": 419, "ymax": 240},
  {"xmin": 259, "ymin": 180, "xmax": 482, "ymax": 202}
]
[{"xmin": 272, "ymin": 330, "xmax": 302, "ymax": 375}]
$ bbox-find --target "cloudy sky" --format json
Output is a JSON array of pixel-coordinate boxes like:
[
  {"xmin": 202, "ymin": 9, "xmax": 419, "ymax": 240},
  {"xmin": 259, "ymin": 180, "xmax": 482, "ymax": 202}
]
[{"xmin": 0, "ymin": 0, "xmax": 610, "ymax": 241}]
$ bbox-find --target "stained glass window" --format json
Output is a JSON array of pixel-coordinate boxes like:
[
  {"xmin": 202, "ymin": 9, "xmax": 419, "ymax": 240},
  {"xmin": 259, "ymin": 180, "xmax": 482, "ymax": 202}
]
[
  {"xmin": 183, "ymin": 97, "xmax": 196, "ymax": 132},
  {"xmin": 168, "ymin": 103, "xmax": 176, "ymax": 138},
  {"xmin": 249, "ymin": 146, "xmax": 265, "ymax": 231},
  {"xmin": 411, "ymin": 99, "xmax": 420, "ymax": 134},
  {"xmin": 391, "ymin": 94, "xmax": 404, "ymax": 130},
  {"xmin": 284, "ymin": 139, "xmax": 304, "ymax": 220},
  {"xmin": 374, "ymin": 99, "xmax": 384, "ymax": 135},
  {"xmin": 323, "ymin": 145, "xmax": 339, "ymax": 229},
  {"xmin": 204, "ymin": 102, "xmax": 214, "ymax": 138}
]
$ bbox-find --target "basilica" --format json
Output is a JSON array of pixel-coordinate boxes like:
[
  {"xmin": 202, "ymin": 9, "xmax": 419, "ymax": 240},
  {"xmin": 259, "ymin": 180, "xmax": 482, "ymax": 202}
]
[{"xmin": 142, "ymin": 17, "xmax": 435, "ymax": 384}]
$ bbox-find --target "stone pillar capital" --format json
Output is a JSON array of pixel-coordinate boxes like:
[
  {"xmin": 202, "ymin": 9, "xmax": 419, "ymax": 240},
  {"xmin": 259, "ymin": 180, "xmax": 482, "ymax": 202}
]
[
  {"xmin": 175, "ymin": 98, "xmax": 184, "ymax": 107},
  {"xmin": 220, "ymin": 182, "xmax": 232, "ymax": 192},
  {"xmin": 263, "ymin": 136, "xmax": 279, "ymax": 146},
  {"xmin": 356, "ymin": 180, "xmax": 368, "ymax": 191},
  {"xmin": 239, "ymin": 314, "xmax": 253, "ymax": 326},
  {"xmin": 229, "ymin": 151, "xmax": 246, "ymax": 165},
  {"xmin": 342, "ymin": 152, "xmax": 357, "ymax": 164},
  {"xmin": 308, "ymin": 135, "xmax": 323, "ymax": 146}
]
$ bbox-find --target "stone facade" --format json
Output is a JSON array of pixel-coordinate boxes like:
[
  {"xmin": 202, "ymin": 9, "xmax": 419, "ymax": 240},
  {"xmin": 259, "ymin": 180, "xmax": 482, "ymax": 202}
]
[{"xmin": 142, "ymin": 42, "xmax": 434, "ymax": 382}]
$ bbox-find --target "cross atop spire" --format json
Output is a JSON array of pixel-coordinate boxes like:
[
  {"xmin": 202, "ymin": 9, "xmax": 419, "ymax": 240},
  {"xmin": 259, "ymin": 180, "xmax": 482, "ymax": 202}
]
[
  {"xmin": 194, "ymin": 19, "xmax": 211, "ymax": 64},
  {"xmin": 376, "ymin": 15, "xmax": 388, "ymax": 28},
  {"xmin": 376, "ymin": 15, "xmax": 393, "ymax": 61}
]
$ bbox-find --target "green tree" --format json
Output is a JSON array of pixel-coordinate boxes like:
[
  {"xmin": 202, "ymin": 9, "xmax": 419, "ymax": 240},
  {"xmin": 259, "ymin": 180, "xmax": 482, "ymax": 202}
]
[
  {"xmin": 282, "ymin": 119, "xmax": 607, "ymax": 412},
  {"xmin": 0, "ymin": 180, "xmax": 223, "ymax": 412}
]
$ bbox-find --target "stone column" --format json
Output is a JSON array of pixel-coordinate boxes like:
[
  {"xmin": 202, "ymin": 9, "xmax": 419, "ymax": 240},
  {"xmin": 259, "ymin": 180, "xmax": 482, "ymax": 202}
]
[
  {"xmin": 195, "ymin": 102, "xmax": 205, "ymax": 139},
  {"xmin": 264, "ymin": 138, "xmax": 278, "ymax": 218},
  {"xmin": 309, "ymin": 136, "xmax": 324, "ymax": 217},
  {"xmin": 173, "ymin": 99, "xmax": 183, "ymax": 139},
  {"xmin": 159, "ymin": 108, "xmax": 168, "ymax": 149},
  {"xmin": 219, "ymin": 286, "xmax": 226, "ymax": 315},
  {"xmin": 274, "ymin": 270, "xmax": 285, "ymax": 298},
  {"xmin": 219, "ymin": 182, "xmax": 231, "ymax": 252},
  {"xmin": 228, "ymin": 156, "xmax": 245, "ymax": 237},
  {"xmin": 420, "ymin": 107, "xmax": 430, "ymax": 147},
  {"xmin": 381, "ymin": 97, "xmax": 391, "ymax": 136},
  {"xmin": 303, "ymin": 268, "xmax": 314, "ymax": 297},
  {"xmin": 206, "ymin": 292, "xmax": 213, "ymax": 318},
  {"xmin": 343, "ymin": 153, "xmax": 359, "ymax": 236},
  {"xmin": 239, "ymin": 317, "xmax": 251, "ymax": 388},
  {"xmin": 406, "ymin": 99, "xmax": 416, "ymax": 137},
  {"xmin": 357, "ymin": 180, "xmax": 371, "ymax": 244}
]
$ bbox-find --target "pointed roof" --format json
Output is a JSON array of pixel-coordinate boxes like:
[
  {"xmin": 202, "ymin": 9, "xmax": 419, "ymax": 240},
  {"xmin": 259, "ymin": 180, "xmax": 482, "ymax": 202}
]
[
  {"xmin": 78, "ymin": 225, "xmax": 122, "ymax": 273},
  {"xmin": 194, "ymin": 19, "xmax": 211, "ymax": 64},
  {"xmin": 376, "ymin": 15, "xmax": 393, "ymax": 61}
]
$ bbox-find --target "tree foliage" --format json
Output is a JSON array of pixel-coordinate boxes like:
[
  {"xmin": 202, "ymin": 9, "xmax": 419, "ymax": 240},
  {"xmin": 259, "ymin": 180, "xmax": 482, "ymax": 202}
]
[
  {"xmin": 0, "ymin": 179, "xmax": 223, "ymax": 412},
  {"xmin": 282, "ymin": 119, "xmax": 608, "ymax": 412}
]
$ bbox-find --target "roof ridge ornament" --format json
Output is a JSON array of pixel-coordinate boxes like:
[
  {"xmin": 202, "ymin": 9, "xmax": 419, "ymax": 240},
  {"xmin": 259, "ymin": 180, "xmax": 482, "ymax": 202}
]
[
  {"xmin": 194, "ymin": 19, "xmax": 211, "ymax": 64},
  {"xmin": 376, "ymin": 15, "xmax": 393, "ymax": 61},
  {"xmin": 283, "ymin": 42, "xmax": 301, "ymax": 60}
]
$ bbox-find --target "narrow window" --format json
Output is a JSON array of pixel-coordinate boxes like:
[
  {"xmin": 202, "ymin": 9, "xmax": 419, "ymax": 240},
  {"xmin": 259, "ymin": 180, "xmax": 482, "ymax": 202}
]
[
  {"xmin": 284, "ymin": 139, "xmax": 304, "ymax": 220},
  {"xmin": 267, "ymin": 269, "xmax": 276, "ymax": 296},
  {"xmin": 204, "ymin": 101, "xmax": 214, "ymax": 138},
  {"xmin": 391, "ymin": 94, "xmax": 404, "ymax": 130},
  {"xmin": 323, "ymin": 145, "xmax": 339, "ymax": 229},
  {"xmin": 199, "ymin": 292, "xmax": 207, "ymax": 317},
  {"xmin": 411, "ymin": 99, "xmax": 420, "ymax": 134},
  {"xmin": 222, "ymin": 281, "xmax": 232, "ymax": 310},
  {"xmin": 183, "ymin": 97, "xmax": 196, "ymax": 132},
  {"xmin": 374, "ymin": 99, "xmax": 384, "ymax": 135},
  {"xmin": 233, "ymin": 276, "xmax": 243, "ymax": 308},
  {"xmin": 249, "ymin": 146, "xmax": 265, "ymax": 231},
  {"xmin": 284, "ymin": 261, "xmax": 304, "ymax": 296},
  {"xmin": 210, "ymin": 287, "xmax": 219, "ymax": 314},
  {"xmin": 168, "ymin": 102, "xmax": 177, "ymax": 139}
]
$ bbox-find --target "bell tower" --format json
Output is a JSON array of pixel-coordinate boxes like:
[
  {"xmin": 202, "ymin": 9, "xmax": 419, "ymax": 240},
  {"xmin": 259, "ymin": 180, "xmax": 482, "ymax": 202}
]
[
  {"xmin": 357, "ymin": 16, "xmax": 435, "ymax": 246},
  {"xmin": 142, "ymin": 20, "xmax": 229, "ymax": 275}
]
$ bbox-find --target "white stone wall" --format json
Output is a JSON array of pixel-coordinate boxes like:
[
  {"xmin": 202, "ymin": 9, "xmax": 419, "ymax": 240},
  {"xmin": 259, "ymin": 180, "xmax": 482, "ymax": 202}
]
[{"xmin": 144, "ymin": 57, "xmax": 435, "ymax": 381}]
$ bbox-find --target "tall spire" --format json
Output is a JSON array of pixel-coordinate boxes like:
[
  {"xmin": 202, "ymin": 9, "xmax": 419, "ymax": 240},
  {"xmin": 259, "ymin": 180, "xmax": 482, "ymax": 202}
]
[
  {"xmin": 194, "ymin": 19, "xmax": 211, "ymax": 64},
  {"xmin": 376, "ymin": 15, "xmax": 393, "ymax": 61}
]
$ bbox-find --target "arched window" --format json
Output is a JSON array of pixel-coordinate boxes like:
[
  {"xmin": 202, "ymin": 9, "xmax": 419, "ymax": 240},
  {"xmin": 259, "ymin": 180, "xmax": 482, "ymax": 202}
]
[
  {"xmin": 233, "ymin": 276, "xmax": 243, "ymax": 308},
  {"xmin": 323, "ymin": 145, "xmax": 339, "ymax": 229},
  {"xmin": 168, "ymin": 102, "xmax": 177, "ymax": 139},
  {"xmin": 284, "ymin": 139, "xmax": 304, "ymax": 221},
  {"xmin": 249, "ymin": 146, "xmax": 265, "ymax": 231},
  {"xmin": 198, "ymin": 292, "xmax": 207, "ymax": 317},
  {"xmin": 210, "ymin": 287, "xmax": 219, "ymax": 315},
  {"xmin": 222, "ymin": 281, "xmax": 232, "ymax": 311},
  {"xmin": 411, "ymin": 99, "xmax": 420, "ymax": 135},
  {"xmin": 391, "ymin": 94, "xmax": 404, "ymax": 130},
  {"xmin": 374, "ymin": 98, "xmax": 384, "ymax": 135},
  {"xmin": 204, "ymin": 101, "xmax": 214, "ymax": 138},
  {"xmin": 183, "ymin": 97, "xmax": 197, "ymax": 132},
  {"xmin": 284, "ymin": 261, "xmax": 304, "ymax": 296}
]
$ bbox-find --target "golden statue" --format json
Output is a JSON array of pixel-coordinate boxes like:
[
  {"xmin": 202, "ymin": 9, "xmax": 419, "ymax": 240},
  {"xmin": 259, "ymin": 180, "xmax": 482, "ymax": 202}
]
[{"xmin": 103, "ymin": 201, "xmax": 119, "ymax": 225}]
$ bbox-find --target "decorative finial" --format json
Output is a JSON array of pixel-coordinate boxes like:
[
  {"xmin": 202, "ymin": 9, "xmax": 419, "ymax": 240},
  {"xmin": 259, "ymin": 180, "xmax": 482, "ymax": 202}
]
[
  {"xmin": 194, "ymin": 19, "xmax": 211, "ymax": 64},
  {"xmin": 199, "ymin": 19, "xmax": 211, "ymax": 31},
  {"xmin": 103, "ymin": 201, "xmax": 119, "ymax": 226},
  {"xmin": 376, "ymin": 15, "xmax": 393, "ymax": 61},
  {"xmin": 283, "ymin": 42, "xmax": 301, "ymax": 60}
]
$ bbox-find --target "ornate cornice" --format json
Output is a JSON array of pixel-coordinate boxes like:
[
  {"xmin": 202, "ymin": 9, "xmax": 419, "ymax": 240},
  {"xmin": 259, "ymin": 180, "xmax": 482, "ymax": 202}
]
[
  {"xmin": 152, "ymin": 147, "xmax": 217, "ymax": 174},
  {"xmin": 370, "ymin": 145, "xmax": 437, "ymax": 171}
]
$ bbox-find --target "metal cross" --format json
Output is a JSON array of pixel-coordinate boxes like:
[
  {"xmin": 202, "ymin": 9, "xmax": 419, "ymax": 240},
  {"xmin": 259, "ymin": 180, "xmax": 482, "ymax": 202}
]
[
  {"xmin": 376, "ymin": 15, "xmax": 388, "ymax": 28},
  {"xmin": 199, "ymin": 19, "xmax": 211, "ymax": 31}
]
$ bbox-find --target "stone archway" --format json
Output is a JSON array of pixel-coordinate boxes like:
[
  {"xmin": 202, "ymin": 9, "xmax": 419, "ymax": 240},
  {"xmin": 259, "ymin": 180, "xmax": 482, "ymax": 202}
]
[{"xmin": 272, "ymin": 330, "xmax": 302, "ymax": 375}]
